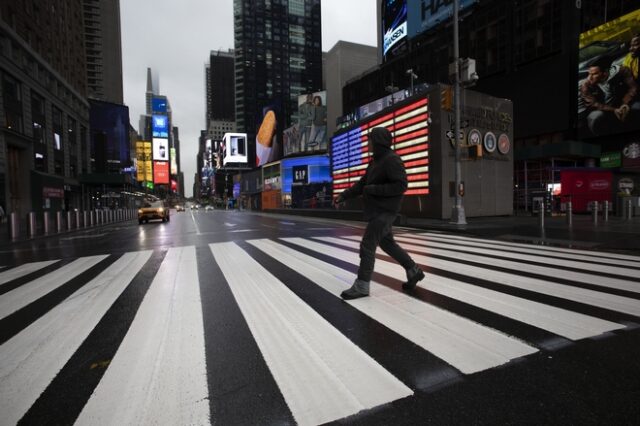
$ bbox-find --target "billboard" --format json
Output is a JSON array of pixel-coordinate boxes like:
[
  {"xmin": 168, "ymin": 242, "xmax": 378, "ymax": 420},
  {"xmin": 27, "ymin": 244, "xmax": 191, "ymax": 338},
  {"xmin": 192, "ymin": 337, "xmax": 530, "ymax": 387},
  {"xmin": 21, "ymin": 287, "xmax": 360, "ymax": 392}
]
[
  {"xmin": 332, "ymin": 97, "xmax": 430, "ymax": 197},
  {"xmin": 136, "ymin": 141, "xmax": 153, "ymax": 182},
  {"xmin": 153, "ymin": 161, "xmax": 169, "ymax": 184},
  {"xmin": 170, "ymin": 147, "xmax": 178, "ymax": 175},
  {"xmin": 284, "ymin": 91, "xmax": 328, "ymax": 157},
  {"xmin": 153, "ymin": 138, "xmax": 169, "ymax": 161},
  {"xmin": 223, "ymin": 133, "xmax": 248, "ymax": 165},
  {"xmin": 560, "ymin": 170, "xmax": 612, "ymax": 213},
  {"xmin": 407, "ymin": 0, "xmax": 478, "ymax": 38},
  {"xmin": 578, "ymin": 8, "xmax": 640, "ymax": 138},
  {"xmin": 152, "ymin": 114, "xmax": 169, "ymax": 138},
  {"xmin": 255, "ymin": 102, "xmax": 282, "ymax": 167},
  {"xmin": 382, "ymin": 0, "xmax": 408, "ymax": 60},
  {"xmin": 152, "ymin": 97, "xmax": 167, "ymax": 113}
]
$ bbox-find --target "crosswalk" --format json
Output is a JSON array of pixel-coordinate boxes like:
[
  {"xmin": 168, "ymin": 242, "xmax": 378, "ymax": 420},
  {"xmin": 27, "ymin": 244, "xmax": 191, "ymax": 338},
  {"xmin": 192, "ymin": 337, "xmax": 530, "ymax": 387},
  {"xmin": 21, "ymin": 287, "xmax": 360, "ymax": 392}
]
[{"xmin": 0, "ymin": 232, "xmax": 639, "ymax": 425}]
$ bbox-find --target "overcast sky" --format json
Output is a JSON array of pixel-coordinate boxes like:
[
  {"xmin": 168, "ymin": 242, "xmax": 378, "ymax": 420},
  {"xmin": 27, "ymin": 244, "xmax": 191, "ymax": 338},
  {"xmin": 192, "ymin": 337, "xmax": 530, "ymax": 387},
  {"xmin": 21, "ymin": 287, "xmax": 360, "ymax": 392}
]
[{"xmin": 120, "ymin": 0, "xmax": 378, "ymax": 198}]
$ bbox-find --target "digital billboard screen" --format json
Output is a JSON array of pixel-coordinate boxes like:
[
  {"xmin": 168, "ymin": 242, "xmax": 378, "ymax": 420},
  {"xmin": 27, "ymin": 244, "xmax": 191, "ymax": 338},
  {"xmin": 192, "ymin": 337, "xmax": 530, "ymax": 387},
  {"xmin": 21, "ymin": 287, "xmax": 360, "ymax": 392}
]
[
  {"xmin": 223, "ymin": 133, "xmax": 248, "ymax": 165},
  {"xmin": 382, "ymin": 0, "xmax": 408, "ymax": 60},
  {"xmin": 152, "ymin": 114, "xmax": 169, "ymax": 138},
  {"xmin": 153, "ymin": 161, "xmax": 169, "ymax": 184},
  {"xmin": 578, "ymin": 8, "xmax": 640, "ymax": 139},
  {"xmin": 152, "ymin": 97, "xmax": 167, "ymax": 113},
  {"xmin": 152, "ymin": 138, "xmax": 169, "ymax": 161},
  {"xmin": 331, "ymin": 97, "xmax": 430, "ymax": 197},
  {"xmin": 407, "ymin": 0, "xmax": 478, "ymax": 38},
  {"xmin": 255, "ymin": 102, "xmax": 282, "ymax": 167},
  {"xmin": 284, "ymin": 91, "xmax": 328, "ymax": 157},
  {"xmin": 170, "ymin": 147, "xmax": 178, "ymax": 175}
]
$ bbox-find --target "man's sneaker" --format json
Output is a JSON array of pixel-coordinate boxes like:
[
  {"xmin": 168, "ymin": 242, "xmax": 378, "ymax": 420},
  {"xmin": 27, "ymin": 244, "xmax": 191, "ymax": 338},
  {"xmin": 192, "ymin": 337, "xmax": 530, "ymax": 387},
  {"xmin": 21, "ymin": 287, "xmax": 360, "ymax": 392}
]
[
  {"xmin": 341, "ymin": 279, "xmax": 370, "ymax": 300},
  {"xmin": 402, "ymin": 265, "xmax": 425, "ymax": 290}
]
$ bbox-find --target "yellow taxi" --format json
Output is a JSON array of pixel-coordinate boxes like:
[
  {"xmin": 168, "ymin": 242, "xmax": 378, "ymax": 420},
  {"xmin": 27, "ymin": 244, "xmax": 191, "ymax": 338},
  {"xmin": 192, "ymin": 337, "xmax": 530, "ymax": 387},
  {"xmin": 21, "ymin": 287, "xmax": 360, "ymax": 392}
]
[{"xmin": 138, "ymin": 200, "xmax": 170, "ymax": 224}]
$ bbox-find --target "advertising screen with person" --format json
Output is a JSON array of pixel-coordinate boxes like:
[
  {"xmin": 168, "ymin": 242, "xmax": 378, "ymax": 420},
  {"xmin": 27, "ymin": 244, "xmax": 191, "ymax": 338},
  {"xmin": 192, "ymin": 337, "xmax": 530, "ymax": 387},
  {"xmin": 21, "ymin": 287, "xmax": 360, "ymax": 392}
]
[
  {"xmin": 284, "ymin": 91, "xmax": 328, "ymax": 157},
  {"xmin": 578, "ymin": 8, "xmax": 640, "ymax": 138},
  {"xmin": 152, "ymin": 138, "xmax": 169, "ymax": 161}
]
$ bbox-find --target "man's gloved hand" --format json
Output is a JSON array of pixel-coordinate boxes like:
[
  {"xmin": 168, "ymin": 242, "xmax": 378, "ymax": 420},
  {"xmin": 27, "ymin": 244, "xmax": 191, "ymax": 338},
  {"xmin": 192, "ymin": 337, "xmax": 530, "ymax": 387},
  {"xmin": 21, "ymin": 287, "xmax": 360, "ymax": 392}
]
[{"xmin": 615, "ymin": 104, "xmax": 630, "ymax": 122}]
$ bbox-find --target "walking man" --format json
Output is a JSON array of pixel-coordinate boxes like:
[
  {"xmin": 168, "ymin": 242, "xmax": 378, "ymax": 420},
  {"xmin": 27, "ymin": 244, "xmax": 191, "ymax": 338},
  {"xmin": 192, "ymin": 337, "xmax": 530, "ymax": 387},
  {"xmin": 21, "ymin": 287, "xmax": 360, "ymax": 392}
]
[{"xmin": 334, "ymin": 127, "xmax": 425, "ymax": 300}]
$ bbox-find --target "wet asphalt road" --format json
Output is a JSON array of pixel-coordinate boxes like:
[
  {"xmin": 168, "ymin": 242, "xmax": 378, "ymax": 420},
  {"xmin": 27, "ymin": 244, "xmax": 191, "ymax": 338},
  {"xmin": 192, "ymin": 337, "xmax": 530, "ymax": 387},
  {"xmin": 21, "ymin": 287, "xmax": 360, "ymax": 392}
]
[{"xmin": 1, "ymin": 208, "xmax": 639, "ymax": 425}]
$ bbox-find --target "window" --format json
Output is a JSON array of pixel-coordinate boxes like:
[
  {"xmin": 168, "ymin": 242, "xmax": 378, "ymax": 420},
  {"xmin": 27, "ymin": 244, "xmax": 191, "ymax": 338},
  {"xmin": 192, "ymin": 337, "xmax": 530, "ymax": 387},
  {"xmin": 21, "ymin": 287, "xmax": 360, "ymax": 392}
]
[
  {"xmin": 31, "ymin": 91, "xmax": 45, "ymax": 144},
  {"xmin": 2, "ymin": 73, "xmax": 23, "ymax": 132},
  {"xmin": 52, "ymin": 107, "xmax": 63, "ymax": 149}
]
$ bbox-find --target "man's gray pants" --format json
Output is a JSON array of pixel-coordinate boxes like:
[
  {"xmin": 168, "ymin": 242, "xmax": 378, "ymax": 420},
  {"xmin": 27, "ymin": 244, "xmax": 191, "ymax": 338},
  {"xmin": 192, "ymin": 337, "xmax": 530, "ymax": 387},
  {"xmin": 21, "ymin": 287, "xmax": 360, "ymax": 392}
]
[{"xmin": 357, "ymin": 212, "xmax": 414, "ymax": 282}]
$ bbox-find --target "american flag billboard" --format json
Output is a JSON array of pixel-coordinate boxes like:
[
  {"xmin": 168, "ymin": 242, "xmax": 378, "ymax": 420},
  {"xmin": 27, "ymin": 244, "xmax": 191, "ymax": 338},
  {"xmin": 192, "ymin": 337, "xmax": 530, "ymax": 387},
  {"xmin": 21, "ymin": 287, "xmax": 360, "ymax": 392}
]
[{"xmin": 331, "ymin": 97, "xmax": 429, "ymax": 196}]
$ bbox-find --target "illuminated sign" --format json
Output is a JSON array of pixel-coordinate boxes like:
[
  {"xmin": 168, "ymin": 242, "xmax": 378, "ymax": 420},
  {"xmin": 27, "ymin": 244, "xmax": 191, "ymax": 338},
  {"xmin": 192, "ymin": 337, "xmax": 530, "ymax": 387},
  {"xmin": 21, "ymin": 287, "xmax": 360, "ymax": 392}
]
[
  {"xmin": 170, "ymin": 147, "xmax": 178, "ymax": 175},
  {"xmin": 382, "ymin": 0, "xmax": 408, "ymax": 59},
  {"xmin": 152, "ymin": 97, "xmax": 167, "ymax": 113},
  {"xmin": 331, "ymin": 97, "xmax": 430, "ymax": 196},
  {"xmin": 153, "ymin": 138, "xmax": 169, "ymax": 161},
  {"xmin": 223, "ymin": 133, "xmax": 248, "ymax": 166},
  {"xmin": 292, "ymin": 165, "xmax": 308, "ymax": 185},
  {"xmin": 152, "ymin": 115, "xmax": 169, "ymax": 138},
  {"xmin": 153, "ymin": 161, "xmax": 169, "ymax": 184},
  {"xmin": 407, "ymin": 0, "xmax": 478, "ymax": 37}
]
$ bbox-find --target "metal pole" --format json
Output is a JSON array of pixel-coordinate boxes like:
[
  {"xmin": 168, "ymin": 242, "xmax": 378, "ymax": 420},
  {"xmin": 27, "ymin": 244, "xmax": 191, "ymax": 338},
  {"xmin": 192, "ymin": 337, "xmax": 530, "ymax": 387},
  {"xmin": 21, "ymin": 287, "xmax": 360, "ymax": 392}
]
[
  {"xmin": 10, "ymin": 212, "xmax": 19, "ymax": 240},
  {"xmin": 566, "ymin": 200, "xmax": 572, "ymax": 226},
  {"xmin": 538, "ymin": 201, "xmax": 545, "ymax": 229},
  {"xmin": 592, "ymin": 201, "xmax": 598, "ymax": 225},
  {"xmin": 451, "ymin": 0, "xmax": 466, "ymax": 225},
  {"xmin": 28, "ymin": 212, "xmax": 37, "ymax": 237},
  {"xmin": 627, "ymin": 199, "xmax": 633, "ymax": 220},
  {"xmin": 603, "ymin": 200, "xmax": 609, "ymax": 222}
]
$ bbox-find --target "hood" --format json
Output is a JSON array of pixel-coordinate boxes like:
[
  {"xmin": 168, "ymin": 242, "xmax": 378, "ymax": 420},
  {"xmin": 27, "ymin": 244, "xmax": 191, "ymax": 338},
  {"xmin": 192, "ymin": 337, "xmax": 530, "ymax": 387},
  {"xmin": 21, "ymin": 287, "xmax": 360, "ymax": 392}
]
[{"xmin": 369, "ymin": 127, "xmax": 392, "ymax": 159}]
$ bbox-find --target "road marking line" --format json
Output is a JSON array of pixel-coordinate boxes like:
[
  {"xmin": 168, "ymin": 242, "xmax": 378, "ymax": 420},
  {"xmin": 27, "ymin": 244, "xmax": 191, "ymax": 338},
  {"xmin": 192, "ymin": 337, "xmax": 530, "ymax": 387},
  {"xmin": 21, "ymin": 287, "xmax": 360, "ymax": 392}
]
[
  {"xmin": 325, "ymin": 236, "xmax": 640, "ymax": 317},
  {"xmin": 265, "ymin": 238, "xmax": 538, "ymax": 374},
  {"xmin": 0, "ymin": 256, "xmax": 108, "ymax": 320},
  {"xmin": 76, "ymin": 246, "xmax": 209, "ymax": 426},
  {"xmin": 310, "ymin": 237, "xmax": 625, "ymax": 340},
  {"xmin": 0, "ymin": 260, "xmax": 60, "ymax": 286},
  {"xmin": 211, "ymin": 242, "xmax": 412, "ymax": 426},
  {"xmin": 0, "ymin": 251, "xmax": 152, "ymax": 426}
]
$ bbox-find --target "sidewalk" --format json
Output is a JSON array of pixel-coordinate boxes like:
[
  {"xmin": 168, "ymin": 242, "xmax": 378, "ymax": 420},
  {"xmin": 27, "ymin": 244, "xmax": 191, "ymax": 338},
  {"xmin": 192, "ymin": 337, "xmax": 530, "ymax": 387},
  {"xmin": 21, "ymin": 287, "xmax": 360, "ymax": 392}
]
[{"xmin": 405, "ymin": 214, "xmax": 640, "ymax": 253}]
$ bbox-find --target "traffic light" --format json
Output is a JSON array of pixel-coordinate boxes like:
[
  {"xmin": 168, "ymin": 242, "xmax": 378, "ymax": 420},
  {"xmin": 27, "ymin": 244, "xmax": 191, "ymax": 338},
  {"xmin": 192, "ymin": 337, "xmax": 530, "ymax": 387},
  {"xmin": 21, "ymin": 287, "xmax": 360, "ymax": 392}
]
[{"xmin": 441, "ymin": 86, "xmax": 453, "ymax": 111}]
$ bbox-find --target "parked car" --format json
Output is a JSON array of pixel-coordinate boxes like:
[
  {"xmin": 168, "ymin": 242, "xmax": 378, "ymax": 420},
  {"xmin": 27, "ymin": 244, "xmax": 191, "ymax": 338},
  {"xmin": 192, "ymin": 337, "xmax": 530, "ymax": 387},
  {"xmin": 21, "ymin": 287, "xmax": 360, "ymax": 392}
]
[{"xmin": 138, "ymin": 201, "xmax": 170, "ymax": 224}]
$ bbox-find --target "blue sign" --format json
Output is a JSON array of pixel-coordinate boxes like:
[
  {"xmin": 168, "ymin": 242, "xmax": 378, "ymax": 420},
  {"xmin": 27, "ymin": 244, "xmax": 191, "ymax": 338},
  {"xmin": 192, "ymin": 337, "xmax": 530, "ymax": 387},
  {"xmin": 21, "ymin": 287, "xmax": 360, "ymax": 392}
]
[
  {"xmin": 152, "ymin": 114, "xmax": 169, "ymax": 138},
  {"xmin": 407, "ymin": 0, "xmax": 478, "ymax": 37},
  {"xmin": 152, "ymin": 97, "xmax": 167, "ymax": 113},
  {"xmin": 382, "ymin": 0, "xmax": 408, "ymax": 58}
]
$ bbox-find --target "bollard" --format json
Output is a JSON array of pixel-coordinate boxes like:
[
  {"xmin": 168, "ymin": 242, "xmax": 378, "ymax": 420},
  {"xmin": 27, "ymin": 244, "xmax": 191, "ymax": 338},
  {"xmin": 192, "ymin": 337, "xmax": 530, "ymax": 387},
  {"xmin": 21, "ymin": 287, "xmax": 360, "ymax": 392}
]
[
  {"xmin": 76, "ymin": 210, "xmax": 81, "ymax": 229},
  {"xmin": 592, "ymin": 201, "xmax": 599, "ymax": 225},
  {"xmin": 44, "ymin": 211, "xmax": 52, "ymax": 234},
  {"xmin": 90, "ymin": 210, "xmax": 95, "ymax": 226},
  {"xmin": 10, "ymin": 212, "xmax": 20, "ymax": 240},
  {"xmin": 28, "ymin": 212, "xmax": 37, "ymax": 237},
  {"xmin": 83, "ymin": 211, "xmax": 88, "ymax": 228},
  {"xmin": 627, "ymin": 199, "xmax": 634, "ymax": 220},
  {"xmin": 603, "ymin": 200, "xmax": 609, "ymax": 222},
  {"xmin": 538, "ymin": 200, "xmax": 545, "ymax": 228},
  {"xmin": 56, "ymin": 211, "xmax": 63, "ymax": 232},
  {"xmin": 67, "ymin": 211, "xmax": 73, "ymax": 231},
  {"xmin": 566, "ymin": 201, "xmax": 572, "ymax": 226}
]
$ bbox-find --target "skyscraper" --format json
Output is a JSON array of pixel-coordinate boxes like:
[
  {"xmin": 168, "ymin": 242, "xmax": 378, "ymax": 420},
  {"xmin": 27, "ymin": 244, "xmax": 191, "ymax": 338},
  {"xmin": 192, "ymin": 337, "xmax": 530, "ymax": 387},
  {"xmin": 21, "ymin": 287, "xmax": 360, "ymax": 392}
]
[
  {"xmin": 233, "ymin": 0, "xmax": 322, "ymax": 165},
  {"xmin": 83, "ymin": 0, "xmax": 124, "ymax": 104},
  {"xmin": 206, "ymin": 49, "xmax": 235, "ymax": 123}
]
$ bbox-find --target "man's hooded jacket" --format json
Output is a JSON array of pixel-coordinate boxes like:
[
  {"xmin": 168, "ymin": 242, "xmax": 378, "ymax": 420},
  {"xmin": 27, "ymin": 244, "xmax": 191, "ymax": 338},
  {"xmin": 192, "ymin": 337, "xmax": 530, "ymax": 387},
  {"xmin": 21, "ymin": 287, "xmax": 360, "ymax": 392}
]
[{"xmin": 340, "ymin": 127, "xmax": 407, "ymax": 219}]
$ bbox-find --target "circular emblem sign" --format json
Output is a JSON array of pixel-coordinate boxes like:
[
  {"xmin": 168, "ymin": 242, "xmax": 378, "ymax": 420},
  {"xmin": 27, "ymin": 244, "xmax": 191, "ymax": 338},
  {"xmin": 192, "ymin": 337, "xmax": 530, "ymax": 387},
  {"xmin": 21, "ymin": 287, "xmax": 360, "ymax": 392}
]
[
  {"xmin": 498, "ymin": 133, "xmax": 510, "ymax": 155},
  {"xmin": 467, "ymin": 129, "xmax": 481, "ymax": 146},
  {"xmin": 483, "ymin": 131, "xmax": 497, "ymax": 153}
]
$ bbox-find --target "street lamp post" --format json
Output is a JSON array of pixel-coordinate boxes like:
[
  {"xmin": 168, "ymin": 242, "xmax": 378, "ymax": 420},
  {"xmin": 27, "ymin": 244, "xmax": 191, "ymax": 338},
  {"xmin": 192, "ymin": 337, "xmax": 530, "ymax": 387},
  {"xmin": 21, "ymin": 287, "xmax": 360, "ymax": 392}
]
[{"xmin": 451, "ymin": 0, "xmax": 467, "ymax": 225}]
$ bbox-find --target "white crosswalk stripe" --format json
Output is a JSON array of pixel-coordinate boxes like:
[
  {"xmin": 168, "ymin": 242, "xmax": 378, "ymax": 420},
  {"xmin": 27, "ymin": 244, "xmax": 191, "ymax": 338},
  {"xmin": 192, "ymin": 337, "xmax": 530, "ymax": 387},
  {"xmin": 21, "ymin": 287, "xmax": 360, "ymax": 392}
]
[
  {"xmin": 0, "ymin": 251, "xmax": 151, "ymax": 426},
  {"xmin": 211, "ymin": 241, "xmax": 412, "ymax": 426},
  {"xmin": 76, "ymin": 247, "xmax": 209, "ymax": 426},
  {"xmin": 0, "ymin": 260, "xmax": 60, "ymax": 286},
  {"xmin": 0, "ymin": 232, "xmax": 637, "ymax": 425}
]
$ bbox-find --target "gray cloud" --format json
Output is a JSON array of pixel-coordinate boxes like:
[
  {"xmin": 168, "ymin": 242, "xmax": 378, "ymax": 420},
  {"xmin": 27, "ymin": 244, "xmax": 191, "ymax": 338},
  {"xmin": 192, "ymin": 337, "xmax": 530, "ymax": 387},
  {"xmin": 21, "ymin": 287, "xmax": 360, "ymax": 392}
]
[{"xmin": 121, "ymin": 0, "xmax": 377, "ymax": 197}]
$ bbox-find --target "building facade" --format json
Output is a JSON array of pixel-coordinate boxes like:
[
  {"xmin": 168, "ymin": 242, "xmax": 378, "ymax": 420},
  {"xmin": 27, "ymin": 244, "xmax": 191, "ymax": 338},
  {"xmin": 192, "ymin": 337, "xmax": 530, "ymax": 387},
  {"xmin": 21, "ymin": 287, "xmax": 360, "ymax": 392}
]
[
  {"xmin": 343, "ymin": 0, "xmax": 640, "ymax": 214},
  {"xmin": 233, "ymin": 0, "xmax": 322, "ymax": 165},
  {"xmin": 0, "ymin": 1, "xmax": 91, "ymax": 217},
  {"xmin": 206, "ymin": 49, "xmax": 235, "ymax": 123},
  {"xmin": 83, "ymin": 0, "xmax": 124, "ymax": 104}
]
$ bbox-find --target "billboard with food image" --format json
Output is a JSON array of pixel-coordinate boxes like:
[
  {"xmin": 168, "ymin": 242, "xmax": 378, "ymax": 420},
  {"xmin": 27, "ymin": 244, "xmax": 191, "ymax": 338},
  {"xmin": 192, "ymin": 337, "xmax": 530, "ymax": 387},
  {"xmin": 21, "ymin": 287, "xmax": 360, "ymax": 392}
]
[{"xmin": 256, "ymin": 102, "xmax": 282, "ymax": 167}]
